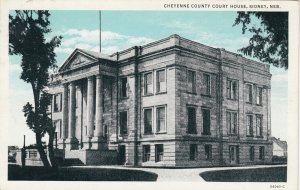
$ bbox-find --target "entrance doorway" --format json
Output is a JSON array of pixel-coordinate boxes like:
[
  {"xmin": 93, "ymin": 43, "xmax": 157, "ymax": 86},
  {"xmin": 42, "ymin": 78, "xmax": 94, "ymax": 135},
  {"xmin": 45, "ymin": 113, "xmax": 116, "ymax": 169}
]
[
  {"xmin": 118, "ymin": 145, "xmax": 126, "ymax": 165},
  {"xmin": 229, "ymin": 145, "xmax": 239, "ymax": 164}
]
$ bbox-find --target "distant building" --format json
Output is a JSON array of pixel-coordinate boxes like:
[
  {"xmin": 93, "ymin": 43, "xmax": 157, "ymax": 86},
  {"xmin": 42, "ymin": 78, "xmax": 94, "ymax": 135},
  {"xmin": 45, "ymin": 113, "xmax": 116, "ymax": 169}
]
[
  {"xmin": 48, "ymin": 34, "xmax": 272, "ymax": 167},
  {"xmin": 270, "ymin": 137, "xmax": 287, "ymax": 157}
]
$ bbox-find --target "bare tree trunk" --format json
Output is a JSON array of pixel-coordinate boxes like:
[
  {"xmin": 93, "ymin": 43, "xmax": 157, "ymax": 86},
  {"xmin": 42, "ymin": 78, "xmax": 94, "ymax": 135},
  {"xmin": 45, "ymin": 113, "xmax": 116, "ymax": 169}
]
[
  {"xmin": 48, "ymin": 128, "xmax": 57, "ymax": 168},
  {"xmin": 36, "ymin": 132, "xmax": 51, "ymax": 168}
]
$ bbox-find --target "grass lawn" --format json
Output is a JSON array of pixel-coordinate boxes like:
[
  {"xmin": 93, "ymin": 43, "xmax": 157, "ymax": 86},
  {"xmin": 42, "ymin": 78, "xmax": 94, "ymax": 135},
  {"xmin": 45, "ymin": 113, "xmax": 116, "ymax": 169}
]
[
  {"xmin": 8, "ymin": 165, "xmax": 158, "ymax": 181},
  {"xmin": 200, "ymin": 166, "xmax": 287, "ymax": 182}
]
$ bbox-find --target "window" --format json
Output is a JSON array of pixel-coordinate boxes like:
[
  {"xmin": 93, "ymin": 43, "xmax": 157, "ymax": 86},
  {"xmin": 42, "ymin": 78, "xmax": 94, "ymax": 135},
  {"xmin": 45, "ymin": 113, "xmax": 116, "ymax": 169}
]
[
  {"xmin": 155, "ymin": 144, "xmax": 164, "ymax": 162},
  {"xmin": 205, "ymin": 144, "xmax": 212, "ymax": 160},
  {"xmin": 119, "ymin": 111, "xmax": 128, "ymax": 135},
  {"xmin": 202, "ymin": 108, "xmax": 211, "ymax": 135},
  {"xmin": 226, "ymin": 111, "xmax": 237, "ymax": 135},
  {"xmin": 203, "ymin": 73, "xmax": 211, "ymax": 95},
  {"xmin": 156, "ymin": 106, "xmax": 166, "ymax": 132},
  {"xmin": 259, "ymin": 146, "xmax": 265, "ymax": 160},
  {"xmin": 157, "ymin": 70, "xmax": 166, "ymax": 93},
  {"xmin": 187, "ymin": 107, "xmax": 197, "ymax": 134},
  {"xmin": 144, "ymin": 72, "xmax": 153, "ymax": 95},
  {"xmin": 246, "ymin": 115, "xmax": 254, "ymax": 137},
  {"xmin": 190, "ymin": 144, "xmax": 198, "ymax": 161},
  {"xmin": 227, "ymin": 79, "xmax": 238, "ymax": 100},
  {"xmin": 144, "ymin": 108, "xmax": 153, "ymax": 134},
  {"xmin": 256, "ymin": 87, "xmax": 263, "ymax": 105},
  {"xmin": 53, "ymin": 94, "xmax": 62, "ymax": 112},
  {"xmin": 143, "ymin": 145, "xmax": 151, "ymax": 162},
  {"xmin": 120, "ymin": 77, "xmax": 128, "ymax": 98},
  {"xmin": 250, "ymin": 146, "xmax": 255, "ymax": 161},
  {"xmin": 256, "ymin": 115, "xmax": 263, "ymax": 137},
  {"xmin": 246, "ymin": 84, "xmax": 253, "ymax": 103},
  {"xmin": 187, "ymin": 70, "xmax": 196, "ymax": 93},
  {"xmin": 28, "ymin": 151, "xmax": 37, "ymax": 158},
  {"xmin": 54, "ymin": 120, "xmax": 62, "ymax": 139}
]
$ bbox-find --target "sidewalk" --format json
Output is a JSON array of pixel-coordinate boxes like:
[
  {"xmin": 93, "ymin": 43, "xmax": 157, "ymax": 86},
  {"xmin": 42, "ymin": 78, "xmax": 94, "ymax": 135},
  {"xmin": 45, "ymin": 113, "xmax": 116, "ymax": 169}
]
[{"xmin": 67, "ymin": 164, "xmax": 286, "ymax": 182}]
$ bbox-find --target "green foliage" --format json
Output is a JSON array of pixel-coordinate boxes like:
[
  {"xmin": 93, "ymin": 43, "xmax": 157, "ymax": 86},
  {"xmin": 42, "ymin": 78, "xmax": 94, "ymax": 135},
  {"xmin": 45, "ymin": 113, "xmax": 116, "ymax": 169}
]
[
  {"xmin": 233, "ymin": 12, "xmax": 288, "ymax": 70},
  {"xmin": 9, "ymin": 10, "xmax": 62, "ymax": 167}
]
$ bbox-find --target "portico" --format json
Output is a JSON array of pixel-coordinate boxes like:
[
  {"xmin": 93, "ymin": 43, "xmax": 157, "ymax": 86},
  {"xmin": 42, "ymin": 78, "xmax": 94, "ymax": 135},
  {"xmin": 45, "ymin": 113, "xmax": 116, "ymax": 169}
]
[{"xmin": 56, "ymin": 49, "xmax": 117, "ymax": 151}]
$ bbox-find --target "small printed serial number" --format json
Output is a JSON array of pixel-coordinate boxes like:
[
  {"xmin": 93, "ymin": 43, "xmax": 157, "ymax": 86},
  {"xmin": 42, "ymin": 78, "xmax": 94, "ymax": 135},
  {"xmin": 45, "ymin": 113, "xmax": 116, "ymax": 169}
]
[{"xmin": 270, "ymin": 185, "xmax": 285, "ymax": 188}]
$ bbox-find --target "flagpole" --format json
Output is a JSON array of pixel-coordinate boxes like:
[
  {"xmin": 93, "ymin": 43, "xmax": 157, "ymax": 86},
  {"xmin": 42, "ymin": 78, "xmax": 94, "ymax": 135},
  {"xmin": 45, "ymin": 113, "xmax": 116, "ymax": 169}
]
[{"xmin": 99, "ymin": 10, "xmax": 101, "ymax": 53}]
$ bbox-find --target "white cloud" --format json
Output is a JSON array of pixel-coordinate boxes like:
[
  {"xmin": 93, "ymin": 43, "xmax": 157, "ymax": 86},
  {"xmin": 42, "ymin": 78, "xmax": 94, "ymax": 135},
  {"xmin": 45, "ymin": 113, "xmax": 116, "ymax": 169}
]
[{"xmin": 56, "ymin": 29, "xmax": 155, "ymax": 56}]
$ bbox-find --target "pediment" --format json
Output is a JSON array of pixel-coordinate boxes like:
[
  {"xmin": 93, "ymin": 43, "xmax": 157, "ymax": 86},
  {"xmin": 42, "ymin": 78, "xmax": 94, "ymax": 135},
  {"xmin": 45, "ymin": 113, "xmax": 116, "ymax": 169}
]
[{"xmin": 59, "ymin": 49, "xmax": 98, "ymax": 72}]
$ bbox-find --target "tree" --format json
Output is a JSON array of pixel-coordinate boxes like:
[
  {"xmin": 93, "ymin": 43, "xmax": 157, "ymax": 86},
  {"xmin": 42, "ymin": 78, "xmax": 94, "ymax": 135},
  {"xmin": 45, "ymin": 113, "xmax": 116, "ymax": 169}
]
[
  {"xmin": 9, "ymin": 10, "xmax": 62, "ymax": 168},
  {"xmin": 233, "ymin": 12, "xmax": 288, "ymax": 70}
]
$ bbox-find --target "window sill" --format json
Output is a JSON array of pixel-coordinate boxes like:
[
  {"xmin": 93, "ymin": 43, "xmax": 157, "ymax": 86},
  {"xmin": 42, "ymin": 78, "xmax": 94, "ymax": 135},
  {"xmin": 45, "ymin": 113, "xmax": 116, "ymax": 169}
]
[
  {"xmin": 256, "ymin": 136, "xmax": 264, "ymax": 138},
  {"xmin": 186, "ymin": 132, "xmax": 198, "ymax": 135},
  {"xmin": 155, "ymin": 91, "xmax": 167, "ymax": 95},
  {"xmin": 246, "ymin": 135, "xmax": 254, "ymax": 137},
  {"xmin": 143, "ymin": 94, "xmax": 154, "ymax": 97},
  {"xmin": 246, "ymin": 102, "xmax": 253, "ymax": 105},
  {"xmin": 227, "ymin": 98, "xmax": 237, "ymax": 101},
  {"xmin": 255, "ymin": 104, "xmax": 263, "ymax": 107},
  {"xmin": 143, "ymin": 133, "xmax": 154, "ymax": 136},
  {"xmin": 120, "ymin": 97, "xmax": 129, "ymax": 100},
  {"xmin": 202, "ymin": 133, "xmax": 211, "ymax": 136},
  {"xmin": 156, "ymin": 131, "xmax": 167, "ymax": 134},
  {"xmin": 201, "ymin": 94, "xmax": 212, "ymax": 97},
  {"xmin": 186, "ymin": 91, "xmax": 197, "ymax": 95}
]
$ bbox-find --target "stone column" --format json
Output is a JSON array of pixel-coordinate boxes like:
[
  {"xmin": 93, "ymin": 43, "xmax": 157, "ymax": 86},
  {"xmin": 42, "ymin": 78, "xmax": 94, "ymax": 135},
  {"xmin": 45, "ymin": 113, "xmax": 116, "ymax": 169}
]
[
  {"xmin": 83, "ymin": 76, "xmax": 95, "ymax": 149},
  {"xmin": 91, "ymin": 75, "xmax": 107, "ymax": 150},
  {"xmin": 65, "ymin": 82, "xmax": 78, "ymax": 150},
  {"xmin": 61, "ymin": 83, "xmax": 69, "ymax": 148}
]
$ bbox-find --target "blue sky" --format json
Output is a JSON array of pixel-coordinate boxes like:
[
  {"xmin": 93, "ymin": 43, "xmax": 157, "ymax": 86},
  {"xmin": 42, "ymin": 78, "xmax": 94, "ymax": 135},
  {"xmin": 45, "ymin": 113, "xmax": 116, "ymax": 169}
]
[{"xmin": 9, "ymin": 11, "xmax": 288, "ymax": 147}]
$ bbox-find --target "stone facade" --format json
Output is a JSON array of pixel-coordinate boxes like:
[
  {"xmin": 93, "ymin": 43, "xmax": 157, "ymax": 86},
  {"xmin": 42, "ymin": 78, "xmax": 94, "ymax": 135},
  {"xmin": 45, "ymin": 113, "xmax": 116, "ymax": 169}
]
[{"xmin": 48, "ymin": 34, "xmax": 272, "ymax": 167}]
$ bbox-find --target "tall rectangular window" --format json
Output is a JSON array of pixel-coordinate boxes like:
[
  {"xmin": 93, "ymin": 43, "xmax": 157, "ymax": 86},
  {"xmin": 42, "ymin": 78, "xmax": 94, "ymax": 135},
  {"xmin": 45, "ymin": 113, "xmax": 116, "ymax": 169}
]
[
  {"xmin": 259, "ymin": 146, "xmax": 265, "ymax": 160},
  {"xmin": 202, "ymin": 109, "xmax": 211, "ymax": 135},
  {"xmin": 205, "ymin": 144, "xmax": 212, "ymax": 160},
  {"xmin": 156, "ymin": 106, "xmax": 166, "ymax": 132},
  {"xmin": 256, "ymin": 115, "xmax": 263, "ymax": 137},
  {"xmin": 142, "ymin": 145, "xmax": 151, "ymax": 162},
  {"xmin": 190, "ymin": 144, "xmax": 198, "ymax": 161},
  {"xmin": 250, "ymin": 146, "xmax": 255, "ymax": 161},
  {"xmin": 144, "ymin": 108, "xmax": 153, "ymax": 134},
  {"xmin": 227, "ymin": 111, "xmax": 237, "ymax": 135},
  {"xmin": 53, "ymin": 93, "xmax": 62, "ymax": 112},
  {"xmin": 187, "ymin": 70, "xmax": 196, "ymax": 93},
  {"xmin": 227, "ymin": 79, "xmax": 238, "ymax": 100},
  {"xmin": 54, "ymin": 120, "xmax": 62, "ymax": 139},
  {"xmin": 203, "ymin": 73, "xmax": 211, "ymax": 95},
  {"xmin": 246, "ymin": 115, "xmax": 254, "ymax": 137},
  {"xmin": 119, "ymin": 111, "xmax": 128, "ymax": 135},
  {"xmin": 155, "ymin": 144, "xmax": 164, "ymax": 162},
  {"xmin": 144, "ymin": 72, "xmax": 153, "ymax": 95},
  {"xmin": 256, "ymin": 87, "xmax": 263, "ymax": 105},
  {"xmin": 156, "ymin": 70, "xmax": 166, "ymax": 93},
  {"xmin": 246, "ymin": 84, "xmax": 253, "ymax": 103},
  {"xmin": 187, "ymin": 107, "xmax": 197, "ymax": 134},
  {"xmin": 120, "ymin": 77, "xmax": 128, "ymax": 98}
]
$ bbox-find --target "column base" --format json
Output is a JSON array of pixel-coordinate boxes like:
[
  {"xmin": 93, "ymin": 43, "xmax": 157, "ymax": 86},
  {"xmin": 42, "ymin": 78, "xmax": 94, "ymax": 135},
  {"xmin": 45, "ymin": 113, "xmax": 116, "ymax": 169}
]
[
  {"xmin": 91, "ymin": 136, "xmax": 108, "ymax": 150},
  {"xmin": 82, "ymin": 137, "xmax": 92, "ymax": 150},
  {"xmin": 65, "ymin": 138, "xmax": 79, "ymax": 150}
]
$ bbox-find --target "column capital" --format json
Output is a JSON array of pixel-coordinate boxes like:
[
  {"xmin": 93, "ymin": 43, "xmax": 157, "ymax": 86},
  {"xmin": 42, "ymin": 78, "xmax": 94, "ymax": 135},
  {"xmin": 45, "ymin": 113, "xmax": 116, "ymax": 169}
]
[
  {"xmin": 88, "ymin": 76, "xmax": 94, "ymax": 81},
  {"xmin": 96, "ymin": 74, "xmax": 103, "ymax": 79},
  {"xmin": 63, "ymin": 83, "xmax": 69, "ymax": 88}
]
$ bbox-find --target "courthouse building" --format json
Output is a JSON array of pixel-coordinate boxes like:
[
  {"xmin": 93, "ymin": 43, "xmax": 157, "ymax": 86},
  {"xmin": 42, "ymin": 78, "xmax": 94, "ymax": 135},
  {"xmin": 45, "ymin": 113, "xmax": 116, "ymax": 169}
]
[{"xmin": 48, "ymin": 34, "xmax": 272, "ymax": 167}]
